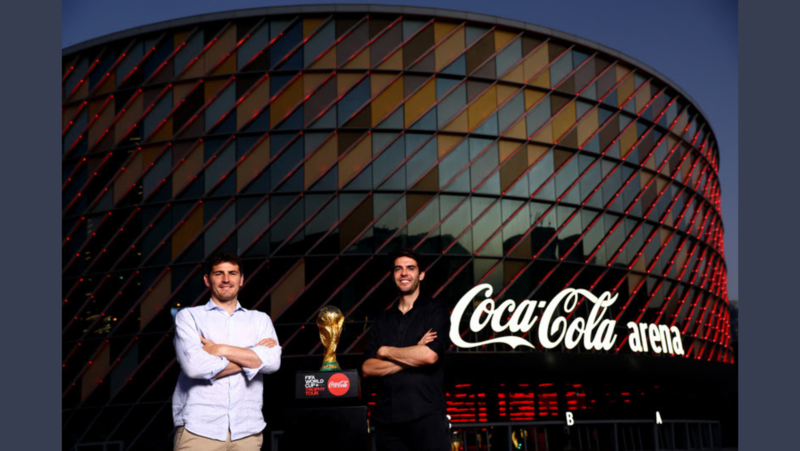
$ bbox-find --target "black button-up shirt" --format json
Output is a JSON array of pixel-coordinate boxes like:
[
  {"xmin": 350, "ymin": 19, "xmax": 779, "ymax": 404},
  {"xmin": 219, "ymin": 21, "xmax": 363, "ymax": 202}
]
[{"xmin": 363, "ymin": 294, "xmax": 450, "ymax": 423}]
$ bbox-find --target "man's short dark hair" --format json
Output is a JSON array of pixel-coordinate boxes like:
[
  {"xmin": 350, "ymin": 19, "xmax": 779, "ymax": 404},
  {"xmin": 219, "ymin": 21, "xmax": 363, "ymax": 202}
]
[
  {"xmin": 388, "ymin": 248, "xmax": 423, "ymax": 270},
  {"xmin": 205, "ymin": 252, "xmax": 243, "ymax": 274}
]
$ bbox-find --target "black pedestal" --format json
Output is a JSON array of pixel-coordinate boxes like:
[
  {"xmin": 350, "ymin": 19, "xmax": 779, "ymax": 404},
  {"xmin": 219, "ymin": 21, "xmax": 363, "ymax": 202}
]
[
  {"xmin": 279, "ymin": 369, "xmax": 368, "ymax": 450},
  {"xmin": 282, "ymin": 406, "xmax": 369, "ymax": 451}
]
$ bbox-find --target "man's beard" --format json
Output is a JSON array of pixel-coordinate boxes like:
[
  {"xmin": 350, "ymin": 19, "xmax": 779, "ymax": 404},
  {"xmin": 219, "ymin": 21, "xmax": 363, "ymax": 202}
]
[
  {"xmin": 396, "ymin": 279, "xmax": 419, "ymax": 294},
  {"xmin": 215, "ymin": 288, "xmax": 239, "ymax": 302}
]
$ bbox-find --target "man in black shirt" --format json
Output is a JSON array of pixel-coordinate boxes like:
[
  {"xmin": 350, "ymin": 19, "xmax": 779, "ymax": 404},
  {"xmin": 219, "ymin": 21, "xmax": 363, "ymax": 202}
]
[{"xmin": 362, "ymin": 248, "xmax": 451, "ymax": 451}]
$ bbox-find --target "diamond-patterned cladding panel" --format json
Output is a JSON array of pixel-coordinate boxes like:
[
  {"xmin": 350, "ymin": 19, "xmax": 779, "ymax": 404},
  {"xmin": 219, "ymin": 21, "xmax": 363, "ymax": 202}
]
[{"xmin": 62, "ymin": 9, "xmax": 731, "ymax": 448}]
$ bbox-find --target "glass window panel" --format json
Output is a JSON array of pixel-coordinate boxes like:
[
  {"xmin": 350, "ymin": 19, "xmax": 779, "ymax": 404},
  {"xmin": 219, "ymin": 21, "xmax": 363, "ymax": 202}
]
[
  {"xmin": 403, "ymin": 24, "xmax": 434, "ymax": 68},
  {"xmin": 498, "ymin": 91, "xmax": 524, "ymax": 132},
  {"xmin": 270, "ymin": 137, "xmax": 303, "ymax": 190},
  {"xmin": 376, "ymin": 106, "xmax": 404, "ymax": 129},
  {"xmin": 441, "ymin": 54, "xmax": 466, "ymax": 76},
  {"xmin": 173, "ymin": 33, "xmax": 201, "ymax": 77},
  {"xmin": 526, "ymin": 96, "xmax": 552, "ymax": 136},
  {"xmin": 374, "ymin": 192, "xmax": 402, "ymax": 218},
  {"xmin": 143, "ymin": 150, "xmax": 172, "ymax": 198},
  {"xmin": 276, "ymin": 106, "xmax": 303, "ymax": 130},
  {"xmin": 338, "ymin": 21, "xmax": 370, "ymax": 66},
  {"xmin": 410, "ymin": 108, "xmax": 437, "ymax": 131},
  {"xmin": 435, "ymin": 27, "xmax": 465, "ymax": 71},
  {"xmin": 403, "ymin": 19, "xmax": 426, "ymax": 40},
  {"xmin": 601, "ymin": 163, "xmax": 623, "ymax": 202},
  {"xmin": 549, "ymin": 50, "xmax": 573, "ymax": 87},
  {"xmin": 557, "ymin": 206, "xmax": 580, "ymax": 259},
  {"xmin": 370, "ymin": 23, "xmax": 402, "ymax": 67},
  {"xmin": 531, "ymin": 206, "xmax": 556, "ymax": 257},
  {"xmin": 64, "ymin": 55, "xmax": 89, "ymax": 98},
  {"xmin": 634, "ymin": 73, "xmax": 647, "ymax": 89},
  {"xmin": 439, "ymin": 140, "xmax": 468, "ymax": 187},
  {"xmin": 205, "ymin": 142, "xmax": 236, "ymax": 193},
  {"xmin": 474, "ymin": 171, "xmax": 500, "ymax": 195},
  {"xmin": 337, "ymin": 78, "xmax": 370, "ymax": 126},
  {"xmin": 378, "ymin": 165, "xmax": 405, "ymax": 190},
  {"xmin": 472, "ymin": 112, "xmax": 498, "ymax": 136},
  {"xmin": 237, "ymin": 22, "xmax": 269, "ymax": 70},
  {"xmin": 270, "ymin": 74, "xmax": 293, "ymax": 97},
  {"xmin": 495, "ymin": 38, "xmax": 522, "ymax": 77},
  {"xmin": 439, "ymin": 193, "xmax": 464, "ymax": 219},
  {"xmin": 582, "ymin": 214, "xmax": 605, "ymax": 264},
  {"xmin": 436, "ymin": 76, "xmax": 461, "ymax": 100},
  {"xmin": 666, "ymin": 101, "xmax": 679, "ymax": 125},
  {"xmin": 371, "ymin": 77, "xmax": 403, "ymax": 126},
  {"xmin": 465, "ymin": 32, "xmax": 494, "ymax": 74},
  {"xmin": 408, "ymin": 196, "xmax": 439, "ymax": 245},
  {"xmin": 465, "ymin": 25, "xmax": 489, "ymax": 46},
  {"xmin": 622, "ymin": 173, "xmax": 641, "ymax": 209},
  {"xmin": 271, "ymin": 198, "xmax": 304, "ymax": 252},
  {"xmin": 144, "ymin": 93, "xmax": 173, "ymax": 137},
  {"xmin": 573, "ymin": 50, "xmax": 590, "ymax": 67},
  {"xmin": 603, "ymin": 215, "xmax": 627, "ymax": 262},
  {"xmin": 470, "ymin": 143, "xmax": 499, "ymax": 189},
  {"xmin": 582, "ymin": 83, "xmax": 597, "ymax": 100},
  {"xmin": 436, "ymin": 83, "xmax": 466, "ymax": 126},
  {"xmin": 277, "ymin": 50, "xmax": 303, "ymax": 71},
  {"xmin": 555, "ymin": 156, "xmax": 579, "ymax": 202},
  {"xmin": 473, "ymin": 201, "xmax": 501, "ymax": 253},
  {"xmin": 305, "ymin": 196, "xmax": 338, "ymax": 249},
  {"xmin": 406, "ymin": 139, "xmax": 437, "ymax": 186},
  {"xmin": 270, "ymin": 22, "xmax": 302, "ymax": 68},
  {"xmin": 372, "ymin": 132, "xmax": 401, "ymax": 154},
  {"xmin": 63, "ymin": 109, "xmax": 88, "ymax": 154},
  {"xmin": 205, "ymin": 83, "xmax": 235, "ymax": 130},
  {"xmin": 304, "ymin": 21, "xmax": 335, "ymax": 67},
  {"xmin": 404, "ymin": 78, "xmax": 436, "ymax": 126},
  {"xmin": 502, "ymin": 200, "xmax": 529, "ymax": 252},
  {"xmin": 528, "ymin": 150, "xmax": 554, "ymax": 194},
  {"xmin": 205, "ymin": 204, "xmax": 236, "ymax": 256},
  {"xmin": 440, "ymin": 197, "xmax": 471, "ymax": 253},
  {"xmin": 373, "ymin": 135, "xmax": 405, "ymax": 185},
  {"xmin": 505, "ymin": 171, "xmax": 529, "ymax": 197},
  {"xmin": 469, "ymin": 137, "xmax": 493, "ymax": 160},
  {"xmin": 304, "ymin": 78, "xmax": 337, "ymax": 126},
  {"xmin": 143, "ymin": 39, "xmax": 173, "ymax": 80},
  {"xmin": 374, "ymin": 196, "xmax": 406, "ymax": 248},
  {"xmin": 579, "ymin": 162, "xmax": 602, "ymax": 203},
  {"xmin": 271, "ymin": 77, "xmax": 304, "ymax": 127}
]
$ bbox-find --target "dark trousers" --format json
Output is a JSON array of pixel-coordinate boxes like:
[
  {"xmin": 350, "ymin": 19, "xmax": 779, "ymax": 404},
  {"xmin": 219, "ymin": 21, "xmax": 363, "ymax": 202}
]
[{"xmin": 374, "ymin": 412, "xmax": 450, "ymax": 451}]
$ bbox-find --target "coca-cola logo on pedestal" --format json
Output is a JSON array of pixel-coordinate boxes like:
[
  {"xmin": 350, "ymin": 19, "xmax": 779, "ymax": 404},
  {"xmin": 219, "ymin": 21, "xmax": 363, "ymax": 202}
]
[{"xmin": 327, "ymin": 373, "xmax": 350, "ymax": 396}]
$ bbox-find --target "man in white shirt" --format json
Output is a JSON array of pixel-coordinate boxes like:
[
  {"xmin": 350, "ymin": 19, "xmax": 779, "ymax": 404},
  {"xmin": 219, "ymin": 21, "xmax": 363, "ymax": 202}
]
[{"xmin": 172, "ymin": 252, "xmax": 281, "ymax": 450}]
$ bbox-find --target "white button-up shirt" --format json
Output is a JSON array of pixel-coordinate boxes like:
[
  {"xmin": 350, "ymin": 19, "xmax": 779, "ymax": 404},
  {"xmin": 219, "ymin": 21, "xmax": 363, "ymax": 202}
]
[{"xmin": 172, "ymin": 300, "xmax": 281, "ymax": 441}]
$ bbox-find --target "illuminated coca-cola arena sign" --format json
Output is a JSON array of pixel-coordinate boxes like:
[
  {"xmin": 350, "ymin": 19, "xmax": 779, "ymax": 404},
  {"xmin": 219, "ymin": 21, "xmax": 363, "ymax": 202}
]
[{"xmin": 449, "ymin": 284, "xmax": 685, "ymax": 355}]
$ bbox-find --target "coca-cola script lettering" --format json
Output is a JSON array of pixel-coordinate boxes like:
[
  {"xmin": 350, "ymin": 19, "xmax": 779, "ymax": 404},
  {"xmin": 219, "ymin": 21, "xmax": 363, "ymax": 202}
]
[
  {"xmin": 449, "ymin": 284, "xmax": 684, "ymax": 355},
  {"xmin": 327, "ymin": 373, "xmax": 350, "ymax": 396}
]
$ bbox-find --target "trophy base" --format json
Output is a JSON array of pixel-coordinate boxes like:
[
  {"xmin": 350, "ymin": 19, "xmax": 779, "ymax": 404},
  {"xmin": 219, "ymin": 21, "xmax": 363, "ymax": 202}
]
[{"xmin": 320, "ymin": 362, "xmax": 341, "ymax": 371}]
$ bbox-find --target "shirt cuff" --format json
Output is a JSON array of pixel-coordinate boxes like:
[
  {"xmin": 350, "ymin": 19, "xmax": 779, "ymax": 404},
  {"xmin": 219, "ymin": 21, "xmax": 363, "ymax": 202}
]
[
  {"xmin": 209, "ymin": 357, "xmax": 230, "ymax": 384},
  {"xmin": 242, "ymin": 345, "xmax": 278, "ymax": 381}
]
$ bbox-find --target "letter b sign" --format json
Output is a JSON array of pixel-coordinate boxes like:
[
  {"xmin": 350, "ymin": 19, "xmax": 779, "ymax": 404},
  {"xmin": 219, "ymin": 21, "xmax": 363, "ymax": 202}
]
[{"xmin": 566, "ymin": 412, "xmax": 574, "ymax": 426}]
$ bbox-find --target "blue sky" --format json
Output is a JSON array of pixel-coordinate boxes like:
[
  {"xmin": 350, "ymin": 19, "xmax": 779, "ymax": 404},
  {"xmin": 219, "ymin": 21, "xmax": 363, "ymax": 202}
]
[{"xmin": 63, "ymin": 0, "xmax": 739, "ymax": 300}]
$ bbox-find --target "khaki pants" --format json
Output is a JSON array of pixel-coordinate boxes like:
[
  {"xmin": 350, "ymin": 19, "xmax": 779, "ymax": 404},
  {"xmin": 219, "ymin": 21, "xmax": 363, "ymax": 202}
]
[{"xmin": 173, "ymin": 426, "xmax": 263, "ymax": 451}]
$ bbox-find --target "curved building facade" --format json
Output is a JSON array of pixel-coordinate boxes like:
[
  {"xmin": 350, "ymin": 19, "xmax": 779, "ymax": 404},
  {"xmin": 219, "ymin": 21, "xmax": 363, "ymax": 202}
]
[{"xmin": 62, "ymin": 5, "xmax": 733, "ymax": 449}]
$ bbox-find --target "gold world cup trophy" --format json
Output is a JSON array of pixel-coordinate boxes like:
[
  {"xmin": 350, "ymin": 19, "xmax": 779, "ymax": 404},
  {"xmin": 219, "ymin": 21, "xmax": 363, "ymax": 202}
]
[{"xmin": 317, "ymin": 306, "xmax": 344, "ymax": 371}]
